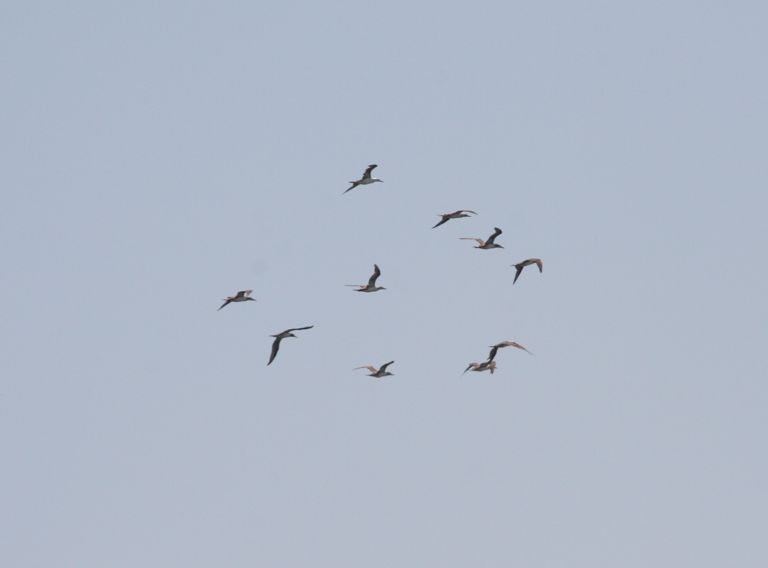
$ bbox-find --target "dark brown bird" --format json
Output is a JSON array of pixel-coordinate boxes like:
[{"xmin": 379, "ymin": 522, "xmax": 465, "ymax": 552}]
[
  {"xmin": 267, "ymin": 326, "xmax": 314, "ymax": 366},
  {"xmin": 432, "ymin": 209, "xmax": 477, "ymax": 229},
  {"xmin": 343, "ymin": 164, "xmax": 383, "ymax": 194},
  {"xmin": 354, "ymin": 361, "xmax": 395, "ymax": 377},
  {"xmin": 512, "ymin": 258, "xmax": 543, "ymax": 284},
  {"xmin": 346, "ymin": 264, "xmax": 386, "ymax": 292},
  {"xmin": 218, "ymin": 289, "xmax": 256, "ymax": 311},
  {"xmin": 460, "ymin": 227, "xmax": 504, "ymax": 249}
]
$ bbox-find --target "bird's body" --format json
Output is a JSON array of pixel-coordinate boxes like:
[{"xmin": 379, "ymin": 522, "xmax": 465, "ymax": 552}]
[
  {"xmin": 464, "ymin": 360, "xmax": 497, "ymax": 374},
  {"xmin": 460, "ymin": 227, "xmax": 504, "ymax": 249},
  {"xmin": 346, "ymin": 264, "xmax": 386, "ymax": 292},
  {"xmin": 344, "ymin": 164, "xmax": 383, "ymax": 194},
  {"xmin": 354, "ymin": 360, "xmax": 395, "ymax": 377},
  {"xmin": 218, "ymin": 289, "xmax": 256, "ymax": 311},
  {"xmin": 432, "ymin": 209, "xmax": 478, "ymax": 229},
  {"xmin": 512, "ymin": 258, "xmax": 543, "ymax": 284},
  {"xmin": 267, "ymin": 325, "xmax": 314, "ymax": 365}
]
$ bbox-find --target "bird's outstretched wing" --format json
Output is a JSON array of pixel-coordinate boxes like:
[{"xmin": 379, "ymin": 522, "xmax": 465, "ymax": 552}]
[
  {"xmin": 432, "ymin": 215, "xmax": 450, "ymax": 229},
  {"xmin": 267, "ymin": 337, "xmax": 282, "ymax": 365},
  {"xmin": 486, "ymin": 227, "xmax": 502, "ymax": 245},
  {"xmin": 285, "ymin": 325, "xmax": 314, "ymax": 333},
  {"xmin": 495, "ymin": 340, "xmax": 534, "ymax": 355},
  {"xmin": 368, "ymin": 264, "xmax": 381, "ymax": 287},
  {"xmin": 361, "ymin": 164, "xmax": 378, "ymax": 179}
]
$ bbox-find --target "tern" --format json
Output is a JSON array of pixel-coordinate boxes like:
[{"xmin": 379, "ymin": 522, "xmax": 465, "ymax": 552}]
[
  {"xmin": 218, "ymin": 289, "xmax": 256, "ymax": 311},
  {"xmin": 463, "ymin": 360, "xmax": 497, "ymax": 374},
  {"xmin": 346, "ymin": 264, "xmax": 386, "ymax": 292},
  {"xmin": 460, "ymin": 227, "xmax": 504, "ymax": 249},
  {"xmin": 343, "ymin": 164, "xmax": 382, "ymax": 194},
  {"xmin": 512, "ymin": 258, "xmax": 543, "ymax": 284},
  {"xmin": 354, "ymin": 361, "xmax": 395, "ymax": 377},
  {"xmin": 267, "ymin": 326, "xmax": 314, "ymax": 366},
  {"xmin": 488, "ymin": 340, "xmax": 534, "ymax": 361},
  {"xmin": 432, "ymin": 209, "xmax": 478, "ymax": 229}
]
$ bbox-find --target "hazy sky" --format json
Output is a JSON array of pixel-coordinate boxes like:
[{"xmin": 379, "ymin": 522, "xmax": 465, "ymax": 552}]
[{"xmin": 2, "ymin": 1, "xmax": 766, "ymax": 566}]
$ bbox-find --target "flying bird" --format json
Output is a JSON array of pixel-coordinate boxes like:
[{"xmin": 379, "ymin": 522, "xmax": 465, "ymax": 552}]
[
  {"xmin": 488, "ymin": 340, "xmax": 534, "ymax": 361},
  {"xmin": 460, "ymin": 227, "xmax": 504, "ymax": 249},
  {"xmin": 267, "ymin": 326, "xmax": 314, "ymax": 366},
  {"xmin": 346, "ymin": 264, "xmax": 386, "ymax": 292},
  {"xmin": 511, "ymin": 258, "xmax": 543, "ymax": 284},
  {"xmin": 354, "ymin": 361, "xmax": 395, "ymax": 377},
  {"xmin": 463, "ymin": 360, "xmax": 497, "ymax": 374},
  {"xmin": 432, "ymin": 209, "xmax": 478, "ymax": 229},
  {"xmin": 218, "ymin": 289, "xmax": 256, "ymax": 311},
  {"xmin": 343, "ymin": 164, "xmax": 383, "ymax": 194}
]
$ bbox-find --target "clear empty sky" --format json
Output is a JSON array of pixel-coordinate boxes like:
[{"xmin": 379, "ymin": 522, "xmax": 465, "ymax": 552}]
[{"xmin": 2, "ymin": 1, "xmax": 766, "ymax": 566}]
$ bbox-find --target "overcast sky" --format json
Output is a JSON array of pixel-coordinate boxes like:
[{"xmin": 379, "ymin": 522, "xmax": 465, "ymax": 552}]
[{"xmin": 2, "ymin": 1, "xmax": 767, "ymax": 566}]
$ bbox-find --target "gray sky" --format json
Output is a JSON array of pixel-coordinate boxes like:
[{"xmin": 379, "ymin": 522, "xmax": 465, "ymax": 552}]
[{"xmin": 2, "ymin": 1, "xmax": 767, "ymax": 566}]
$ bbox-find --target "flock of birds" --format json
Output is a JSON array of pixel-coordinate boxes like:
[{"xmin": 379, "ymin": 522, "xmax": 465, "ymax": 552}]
[{"xmin": 218, "ymin": 164, "xmax": 543, "ymax": 376}]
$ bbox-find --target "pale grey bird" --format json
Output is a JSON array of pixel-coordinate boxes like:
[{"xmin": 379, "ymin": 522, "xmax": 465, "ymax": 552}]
[
  {"xmin": 512, "ymin": 258, "xmax": 543, "ymax": 284},
  {"xmin": 346, "ymin": 264, "xmax": 386, "ymax": 292},
  {"xmin": 460, "ymin": 227, "xmax": 504, "ymax": 249},
  {"xmin": 267, "ymin": 326, "xmax": 314, "ymax": 366},
  {"xmin": 218, "ymin": 289, "xmax": 256, "ymax": 311},
  {"xmin": 354, "ymin": 360, "xmax": 395, "ymax": 378},
  {"xmin": 343, "ymin": 164, "xmax": 383, "ymax": 194},
  {"xmin": 432, "ymin": 209, "xmax": 478, "ymax": 229}
]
